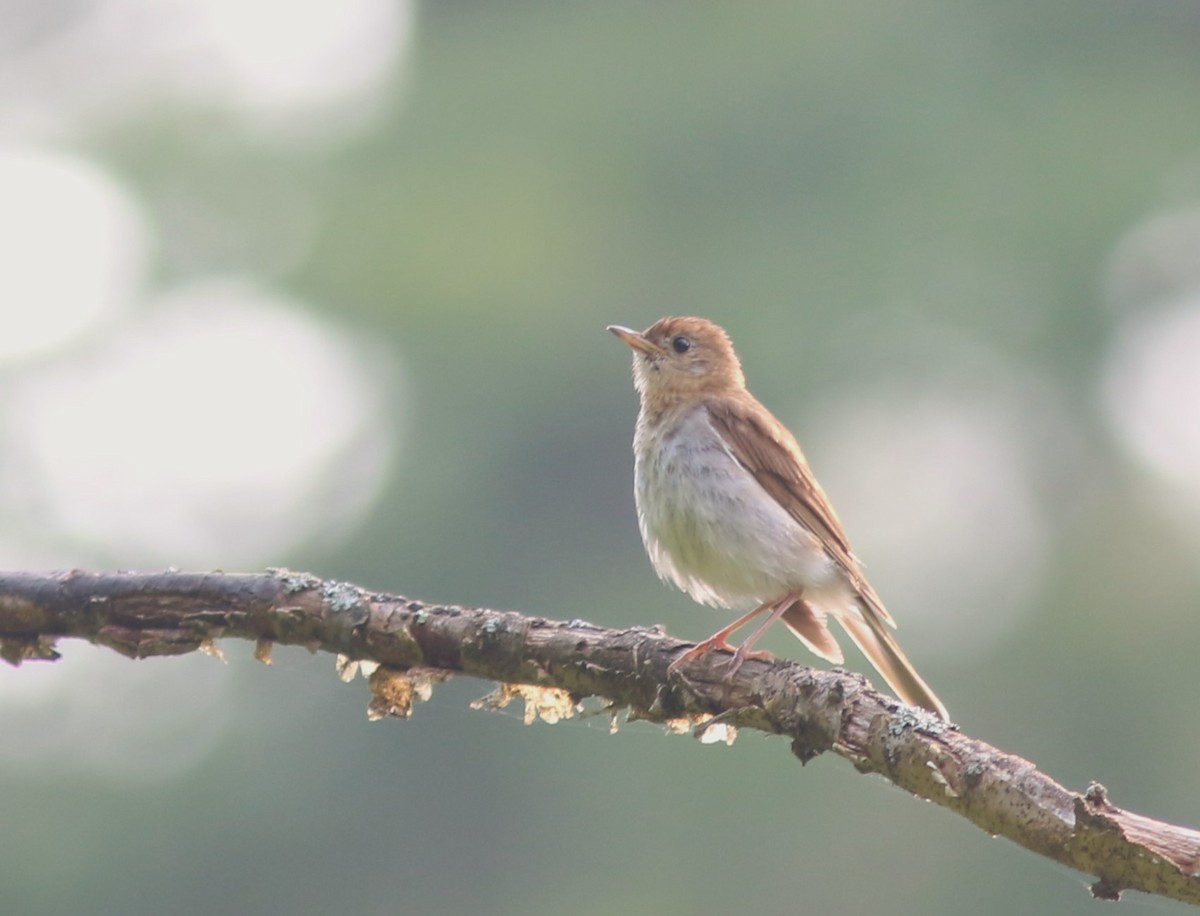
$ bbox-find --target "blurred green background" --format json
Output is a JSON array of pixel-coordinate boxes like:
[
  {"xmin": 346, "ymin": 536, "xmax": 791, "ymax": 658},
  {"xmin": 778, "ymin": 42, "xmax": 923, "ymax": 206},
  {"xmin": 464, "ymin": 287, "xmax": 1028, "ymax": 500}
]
[{"xmin": 3, "ymin": 1, "xmax": 1200, "ymax": 914}]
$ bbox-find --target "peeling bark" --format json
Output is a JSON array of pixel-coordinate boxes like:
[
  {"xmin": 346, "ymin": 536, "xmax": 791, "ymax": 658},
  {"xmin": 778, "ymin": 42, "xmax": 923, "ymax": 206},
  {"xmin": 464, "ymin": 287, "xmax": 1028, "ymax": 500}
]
[{"xmin": 1, "ymin": 569, "xmax": 1198, "ymax": 907}]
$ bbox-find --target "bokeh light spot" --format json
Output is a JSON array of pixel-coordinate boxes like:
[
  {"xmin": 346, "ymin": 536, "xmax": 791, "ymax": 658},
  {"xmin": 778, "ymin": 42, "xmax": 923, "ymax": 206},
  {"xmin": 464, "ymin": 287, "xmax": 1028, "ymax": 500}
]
[
  {"xmin": 0, "ymin": 643, "xmax": 231, "ymax": 782},
  {"xmin": 809, "ymin": 390, "xmax": 1048, "ymax": 656},
  {"xmin": 2, "ymin": 281, "xmax": 401, "ymax": 567},
  {"xmin": 0, "ymin": 0, "xmax": 414, "ymax": 141},
  {"xmin": 0, "ymin": 147, "xmax": 146, "ymax": 362},
  {"xmin": 1103, "ymin": 299, "xmax": 1200, "ymax": 501}
]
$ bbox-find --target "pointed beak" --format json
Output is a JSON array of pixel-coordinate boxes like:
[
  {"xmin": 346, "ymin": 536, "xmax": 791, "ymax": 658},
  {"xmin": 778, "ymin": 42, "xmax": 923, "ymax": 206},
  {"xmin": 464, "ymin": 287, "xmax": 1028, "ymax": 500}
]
[{"xmin": 607, "ymin": 324, "xmax": 666, "ymax": 356}]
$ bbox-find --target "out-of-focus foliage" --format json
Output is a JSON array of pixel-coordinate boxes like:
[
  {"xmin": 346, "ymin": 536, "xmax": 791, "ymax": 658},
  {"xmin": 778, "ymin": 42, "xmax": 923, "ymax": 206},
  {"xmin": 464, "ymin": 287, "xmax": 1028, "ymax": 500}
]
[{"xmin": 2, "ymin": 2, "xmax": 1200, "ymax": 914}]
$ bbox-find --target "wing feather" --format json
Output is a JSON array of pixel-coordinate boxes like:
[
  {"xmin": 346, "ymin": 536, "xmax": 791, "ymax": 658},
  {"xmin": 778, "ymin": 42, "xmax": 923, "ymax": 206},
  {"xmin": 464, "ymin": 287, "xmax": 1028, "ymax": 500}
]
[{"xmin": 704, "ymin": 393, "xmax": 895, "ymax": 627}]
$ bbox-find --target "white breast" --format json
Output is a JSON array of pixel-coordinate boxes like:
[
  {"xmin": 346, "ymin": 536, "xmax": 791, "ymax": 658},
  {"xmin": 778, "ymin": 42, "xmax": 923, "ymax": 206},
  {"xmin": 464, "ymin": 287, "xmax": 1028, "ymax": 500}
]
[{"xmin": 632, "ymin": 405, "xmax": 838, "ymax": 608}]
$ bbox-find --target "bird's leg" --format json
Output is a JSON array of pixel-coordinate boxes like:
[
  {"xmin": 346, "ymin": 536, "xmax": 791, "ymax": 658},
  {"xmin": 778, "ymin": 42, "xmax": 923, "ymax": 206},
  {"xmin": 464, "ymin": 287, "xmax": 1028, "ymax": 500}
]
[
  {"xmin": 720, "ymin": 592, "xmax": 802, "ymax": 681},
  {"xmin": 667, "ymin": 602, "xmax": 772, "ymax": 674}
]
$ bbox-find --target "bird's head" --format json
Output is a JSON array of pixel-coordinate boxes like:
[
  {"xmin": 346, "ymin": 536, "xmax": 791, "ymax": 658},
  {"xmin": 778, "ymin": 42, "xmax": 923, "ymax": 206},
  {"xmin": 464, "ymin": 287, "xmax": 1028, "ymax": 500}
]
[{"xmin": 607, "ymin": 317, "xmax": 746, "ymax": 403}]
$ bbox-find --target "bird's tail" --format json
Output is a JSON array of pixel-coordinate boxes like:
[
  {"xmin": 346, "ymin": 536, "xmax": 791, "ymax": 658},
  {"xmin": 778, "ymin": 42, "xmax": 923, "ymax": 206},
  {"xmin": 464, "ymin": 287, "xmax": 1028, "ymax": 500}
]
[{"xmin": 836, "ymin": 608, "xmax": 949, "ymax": 721}]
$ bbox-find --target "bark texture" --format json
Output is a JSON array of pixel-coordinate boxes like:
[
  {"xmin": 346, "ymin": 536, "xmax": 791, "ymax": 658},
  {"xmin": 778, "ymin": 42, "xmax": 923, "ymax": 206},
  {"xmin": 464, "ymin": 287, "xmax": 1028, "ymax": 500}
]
[{"xmin": 1, "ymin": 569, "xmax": 1197, "ymax": 906}]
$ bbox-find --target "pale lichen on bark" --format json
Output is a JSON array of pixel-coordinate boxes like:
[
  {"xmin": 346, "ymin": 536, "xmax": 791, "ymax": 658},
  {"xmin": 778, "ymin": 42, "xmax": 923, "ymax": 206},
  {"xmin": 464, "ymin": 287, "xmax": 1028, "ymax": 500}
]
[{"xmin": 1, "ymin": 569, "xmax": 1199, "ymax": 908}]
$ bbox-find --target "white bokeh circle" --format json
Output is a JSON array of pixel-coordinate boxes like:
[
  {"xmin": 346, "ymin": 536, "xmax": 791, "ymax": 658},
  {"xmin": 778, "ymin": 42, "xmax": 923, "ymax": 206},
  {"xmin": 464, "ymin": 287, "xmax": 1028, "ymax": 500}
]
[
  {"xmin": 1103, "ymin": 299, "xmax": 1200, "ymax": 499},
  {"xmin": 805, "ymin": 388, "xmax": 1049, "ymax": 656},
  {"xmin": 4, "ymin": 280, "xmax": 400, "ymax": 567},
  {"xmin": 0, "ymin": 642, "xmax": 231, "ymax": 783},
  {"xmin": 1104, "ymin": 205, "xmax": 1200, "ymax": 314},
  {"xmin": 0, "ymin": 146, "xmax": 146, "ymax": 362},
  {"xmin": 0, "ymin": 0, "xmax": 414, "ymax": 140}
]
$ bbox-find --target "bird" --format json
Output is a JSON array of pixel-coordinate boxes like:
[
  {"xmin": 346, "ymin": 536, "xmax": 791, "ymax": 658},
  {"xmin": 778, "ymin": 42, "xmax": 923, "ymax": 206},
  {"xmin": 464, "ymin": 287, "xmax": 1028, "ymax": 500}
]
[{"xmin": 608, "ymin": 316, "xmax": 948, "ymax": 720}]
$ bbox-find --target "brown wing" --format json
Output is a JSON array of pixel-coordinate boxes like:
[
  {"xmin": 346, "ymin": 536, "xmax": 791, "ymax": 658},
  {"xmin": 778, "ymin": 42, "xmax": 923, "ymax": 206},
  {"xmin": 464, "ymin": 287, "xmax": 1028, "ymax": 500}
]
[{"xmin": 705, "ymin": 392, "xmax": 896, "ymax": 628}]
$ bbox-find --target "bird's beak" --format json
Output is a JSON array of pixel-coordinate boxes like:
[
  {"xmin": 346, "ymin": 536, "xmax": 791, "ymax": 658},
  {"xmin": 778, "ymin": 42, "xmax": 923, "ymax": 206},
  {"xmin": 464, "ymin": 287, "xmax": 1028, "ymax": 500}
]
[{"xmin": 607, "ymin": 325, "xmax": 666, "ymax": 356}]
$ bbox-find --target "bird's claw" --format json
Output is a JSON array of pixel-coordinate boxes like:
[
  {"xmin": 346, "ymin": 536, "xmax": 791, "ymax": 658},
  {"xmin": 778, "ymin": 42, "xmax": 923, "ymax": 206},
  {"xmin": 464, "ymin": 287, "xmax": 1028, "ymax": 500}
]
[
  {"xmin": 720, "ymin": 646, "xmax": 773, "ymax": 682},
  {"xmin": 668, "ymin": 639, "xmax": 772, "ymax": 680},
  {"xmin": 667, "ymin": 637, "xmax": 733, "ymax": 675}
]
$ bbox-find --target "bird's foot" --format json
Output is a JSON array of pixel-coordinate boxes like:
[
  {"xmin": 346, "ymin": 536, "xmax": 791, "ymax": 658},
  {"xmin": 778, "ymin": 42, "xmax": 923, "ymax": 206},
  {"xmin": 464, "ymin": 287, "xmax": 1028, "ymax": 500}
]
[
  {"xmin": 720, "ymin": 645, "xmax": 774, "ymax": 682},
  {"xmin": 667, "ymin": 637, "xmax": 772, "ymax": 679},
  {"xmin": 667, "ymin": 636, "xmax": 735, "ymax": 675}
]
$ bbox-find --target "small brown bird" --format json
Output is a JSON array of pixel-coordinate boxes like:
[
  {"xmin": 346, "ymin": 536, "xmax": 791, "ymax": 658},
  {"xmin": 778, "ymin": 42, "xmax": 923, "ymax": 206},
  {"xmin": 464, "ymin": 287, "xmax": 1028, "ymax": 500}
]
[{"xmin": 609, "ymin": 317, "xmax": 948, "ymax": 720}]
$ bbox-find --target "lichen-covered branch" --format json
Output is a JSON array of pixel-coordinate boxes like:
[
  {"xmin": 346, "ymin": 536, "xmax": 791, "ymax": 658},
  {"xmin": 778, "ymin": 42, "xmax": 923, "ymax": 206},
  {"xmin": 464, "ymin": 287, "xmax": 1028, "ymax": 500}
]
[{"xmin": 1, "ymin": 569, "xmax": 1198, "ymax": 906}]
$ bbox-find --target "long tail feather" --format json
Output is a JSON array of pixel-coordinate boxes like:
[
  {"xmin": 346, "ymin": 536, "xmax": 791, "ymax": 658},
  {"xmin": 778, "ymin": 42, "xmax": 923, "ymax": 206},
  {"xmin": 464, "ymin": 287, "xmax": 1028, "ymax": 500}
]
[
  {"xmin": 781, "ymin": 598, "xmax": 844, "ymax": 664},
  {"xmin": 836, "ymin": 609, "xmax": 949, "ymax": 720}
]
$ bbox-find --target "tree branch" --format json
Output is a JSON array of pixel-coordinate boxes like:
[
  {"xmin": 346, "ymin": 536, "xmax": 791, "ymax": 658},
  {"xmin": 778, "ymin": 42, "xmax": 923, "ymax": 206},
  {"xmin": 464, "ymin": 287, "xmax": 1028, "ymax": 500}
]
[{"xmin": 1, "ymin": 569, "xmax": 1197, "ymax": 906}]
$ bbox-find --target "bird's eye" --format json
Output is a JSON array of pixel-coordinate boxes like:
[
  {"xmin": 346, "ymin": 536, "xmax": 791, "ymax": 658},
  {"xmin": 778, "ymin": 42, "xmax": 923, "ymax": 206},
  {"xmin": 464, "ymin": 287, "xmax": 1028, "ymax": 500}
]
[{"xmin": 671, "ymin": 336, "xmax": 691, "ymax": 354}]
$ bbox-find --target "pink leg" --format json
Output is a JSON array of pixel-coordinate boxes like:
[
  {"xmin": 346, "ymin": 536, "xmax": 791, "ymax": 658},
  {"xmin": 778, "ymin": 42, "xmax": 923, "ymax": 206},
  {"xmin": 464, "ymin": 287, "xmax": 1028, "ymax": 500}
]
[
  {"xmin": 667, "ymin": 602, "xmax": 773, "ymax": 674},
  {"xmin": 721, "ymin": 592, "xmax": 801, "ymax": 681}
]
